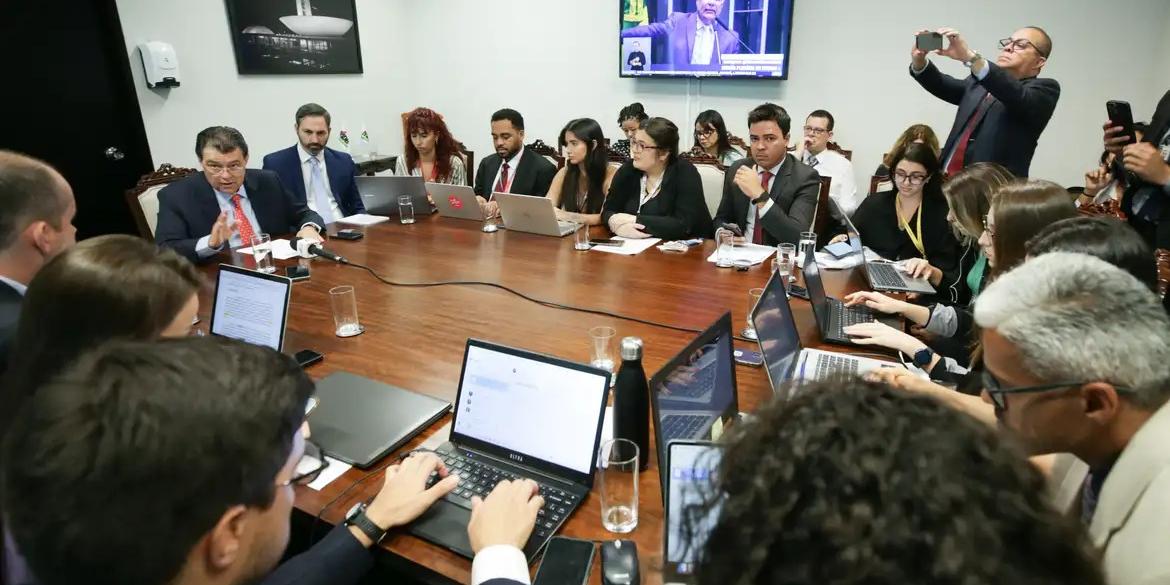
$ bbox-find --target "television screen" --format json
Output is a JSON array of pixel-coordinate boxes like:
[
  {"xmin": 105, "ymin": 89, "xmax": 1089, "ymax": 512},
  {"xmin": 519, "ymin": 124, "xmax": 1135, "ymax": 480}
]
[{"xmin": 619, "ymin": 0, "xmax": 795, "ymax": 79}]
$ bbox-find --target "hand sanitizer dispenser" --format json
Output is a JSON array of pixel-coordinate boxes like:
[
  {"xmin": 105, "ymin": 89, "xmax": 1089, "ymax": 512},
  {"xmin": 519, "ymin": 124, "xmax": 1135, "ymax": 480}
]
[{"xmin": 138, "ymin": 41, "xmax": 180, "ymax": 88}]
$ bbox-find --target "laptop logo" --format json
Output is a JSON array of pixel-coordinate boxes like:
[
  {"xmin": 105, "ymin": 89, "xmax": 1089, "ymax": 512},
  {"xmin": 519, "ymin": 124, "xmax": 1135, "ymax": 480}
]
[
  {"xmin": 509, "ymin": 453, "xmax": 524, "ymax": 463},
  {"xmin": 449, "ymin": 195, "xmax": 463, "ymax": 209}
]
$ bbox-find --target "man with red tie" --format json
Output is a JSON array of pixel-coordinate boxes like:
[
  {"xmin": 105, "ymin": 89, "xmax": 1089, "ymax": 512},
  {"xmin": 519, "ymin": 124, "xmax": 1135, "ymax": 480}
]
[
  {"xmin": 472, "ymin": 109, "xmax": 557, "ymax": 218},
  {"xmin": 713, "ymin": 103, "xmax": 820, "ymax": 247},
  {"xmin": 911, "ymin": 26, "xmax": 1060, "ymax": 178},
  {"xmin": 156, "ymin": 126, "xmax": 325, "ymax": 264}
]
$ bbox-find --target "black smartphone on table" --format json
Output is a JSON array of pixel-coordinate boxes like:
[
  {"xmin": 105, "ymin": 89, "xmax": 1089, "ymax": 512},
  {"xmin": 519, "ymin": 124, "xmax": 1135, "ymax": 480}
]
[
  {"xmin": 533, "ymin": 536, "xmax": 594, "ymax": 585},
  {"xmin": 734, "ymin": 348, "xmax": 763, "ymax": 367},
  {"xmin": 1106, "ymin": 100, "xmax": 1137, "ymax": 146},
  {"xmin": 294, "ymin": 349, "xmax": 324, "ymax": 368},
  {"xmin": 788, "ymin": 284, "xmax": 809, "ymax": 300},
  {"xmin": 590, "ymin": 239, "xmax": 624, "ymax": 247},
  {"xmin": 916, "ymin": 32, "xmax": 943, "ymax": 51},
  {"xmin": 285, "ymin": 266, "xmax": 310, "ymax": 281},
  {"xmin": 334, "ymin": 229, "xmax": 364, "ymax": 241}
]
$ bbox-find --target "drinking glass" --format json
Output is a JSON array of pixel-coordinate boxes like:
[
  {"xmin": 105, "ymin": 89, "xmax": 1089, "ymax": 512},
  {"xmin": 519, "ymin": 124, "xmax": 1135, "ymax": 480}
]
[
  {"xmin": 573, "ymin": 222, "xmax": 591, "ymax": 250},
  {"xmin": 598, "ymin": 438, "xmax": 639, "ymax": 533},
  {"xmin": 743, "ymin": 287, "xmax": 764, "ymax": 339},
  {"xmin": 776, "ymin": 243, "xmax": 796, "ymax": 285},
  {"xmin": 798, "ymin": 231, "xmax": 817, "ymax": 260},
  {"xmin": 398, "ymin": 195, "xmax": 415, "ymax": 224},
  {"xmin": 249, "ymin": 233, "xmax": 275, "ymax": 274},
  {"xmin": 589, "ymin": 326, "xmax": 617, "ymax": 373},
  {"xmin": 329, "ymin": 285, "xmax": 364, "ymax": 337}
]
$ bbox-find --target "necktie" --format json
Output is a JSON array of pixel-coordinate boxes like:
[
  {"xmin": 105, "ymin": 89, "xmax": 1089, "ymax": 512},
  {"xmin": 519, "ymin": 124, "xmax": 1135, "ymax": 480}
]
[
  {"xmin": 752, "ymin": 171, "xmax": 774, "ymax": 245},
  {"xmin": 807, "ymin": 154, "xmax": 820, "ymax": 168},
  {"xmin": 231, "ymin": 194, "xmax": 256, "ymax": 247},
  {"xmin": 945, "ymin": 93, "xmax": 994, "ymax": 176},
  {"xmin": 495, "ymin": 162, "xmax": 512, "ymax": 193},
  {"xmin": 309, "ymin": 156, "xmax": 335, "ymax": 224}
]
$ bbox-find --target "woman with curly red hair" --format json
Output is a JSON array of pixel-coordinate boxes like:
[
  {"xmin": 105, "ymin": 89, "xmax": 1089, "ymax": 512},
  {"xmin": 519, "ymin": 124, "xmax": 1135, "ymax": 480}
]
[{"xmin": 394, "ymin": 107, "xmax": 467, "ymax": 185}]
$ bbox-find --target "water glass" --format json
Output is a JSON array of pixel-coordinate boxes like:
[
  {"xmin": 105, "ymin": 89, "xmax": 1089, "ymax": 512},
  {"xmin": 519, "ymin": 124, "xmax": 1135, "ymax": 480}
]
[
  {"xmin": 398, "ymin": 195, "xmax": 415, "ymax": 224},
  {"xmin": 744, "ymin": 287, "xmax": 764, "ymax": 339},
  {"xmin": 573, "ymin": 222, "xmax": 591, "ymax": 250},
  {"xmin": 249, "ymin": 233, "xmax": 275, "ymax": 274},
  {"xmin": 776, "ymin": 243, "xmax": 796, "ymax": 285},
  {"xmin": 589, "ymin": 326, "xmax": 616, "ymax": 372},
  {"xmin": 798, "ymin": 231, "xmax": 817, "ymax": 261},
  {"xmin": 599, "ymin": 438, "xmax": 639, "ymax": 533},
  {"xmin": 329, "ymin": 285, "xmax": 364, "ymax": 337}
]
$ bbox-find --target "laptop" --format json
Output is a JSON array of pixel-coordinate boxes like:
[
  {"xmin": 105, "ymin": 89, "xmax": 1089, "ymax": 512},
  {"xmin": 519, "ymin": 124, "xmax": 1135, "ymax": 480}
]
[
  {"xmin": 664, "ymin": 440, "xmax": 722, "ymax": 585},
  {"xmin": 649, "ymin": 312, "xmax": 738, "ymax": 498},
  {"xmin": 494, "ymin": 192, "xmax": 577, "ymax": 237},
  {"xmin": 802, "ymin": 252, "xmax": 900, "ymax": 346},
  {"xmin": 355, "ymin": 176, "xmax": 431, "ymax": 216},
  {"xmin": 752, "ymin": 271, "xmax": 895, "ymax": 398},
  {"xmin": 409, "ymin": 339, "xmax": 611, "ymax": 562},
  {"xmin": 209, "ymin": 264, "xmax": 292, "ymax": 351},
  {"xmin": 429, "ymin": 183, "xmax": 489, "ymax": 221},
  {"xmin": 308, "ymin": 372, "xmax": 451, "ymax": 468},
  {"xmin": 837, "ymin": 200, "xmax": 935, "ymax": 294}
]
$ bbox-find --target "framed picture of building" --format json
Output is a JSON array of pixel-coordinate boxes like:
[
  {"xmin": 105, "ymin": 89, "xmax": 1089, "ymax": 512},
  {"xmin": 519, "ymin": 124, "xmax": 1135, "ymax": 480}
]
[{"xmin": 224, "ymin": 0, "xmax": 363, "ymax": 74}]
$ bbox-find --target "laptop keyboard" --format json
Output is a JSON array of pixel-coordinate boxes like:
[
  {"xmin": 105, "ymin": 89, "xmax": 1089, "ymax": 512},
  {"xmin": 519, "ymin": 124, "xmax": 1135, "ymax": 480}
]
[
  {"xmin": 814, "ymin": 353, "xmax": 860, "ymax": 379},
  {"xmin": 666, "ymin": 363, "xmax": 717, "ymax": 399},
  {"xmin": 426, "ymin": 451, "xmax": 579, "ymax": 542},
  {"xmin": 661, "ymin": 413, "xmax": 710, "ymax": 441},
  {"xmin": 828, "ymin": 299, "xmax": 875, "ymax": 338},
  {"xmin": 868, "ymin": 263, "xmax": 908, "ymax": 289}
]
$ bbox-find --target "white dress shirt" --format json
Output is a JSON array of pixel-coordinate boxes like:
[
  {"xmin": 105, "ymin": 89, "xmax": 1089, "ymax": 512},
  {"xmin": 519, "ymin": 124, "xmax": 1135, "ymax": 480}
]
[
  {"xmin": 299, "ymin": 144, "xmax": 343, "ymax": 220},
  {"xmin": 691, "ymin": 19, "xmax": 716, "ymax": 65},
  {"xmin": 743, "ymin": 159, "xmax": 781, "ymax": 239},
  {"xmin": 195, "ymin": 184, "xmax": 264, "ymax": 258},
  {"xmin": 491, "ymin": 147, "xmax": 526, "ymax": 196},
  {"xmin": 803, "ymin": 148, "xmax": 861, "ymax": 217},
  {"xmin": 0, "ymin": 275, "xmax": 27, "ymax": 296},
  {"xmin": 471, "ymin": 545, "xmax": 530, "ymax": 585}
]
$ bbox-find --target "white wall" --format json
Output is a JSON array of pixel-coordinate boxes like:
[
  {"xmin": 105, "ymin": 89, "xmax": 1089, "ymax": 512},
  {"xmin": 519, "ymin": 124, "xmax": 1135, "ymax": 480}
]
[{"xmin": 118, "ymin": 0, "xmax": 1170, "ymax": 186}]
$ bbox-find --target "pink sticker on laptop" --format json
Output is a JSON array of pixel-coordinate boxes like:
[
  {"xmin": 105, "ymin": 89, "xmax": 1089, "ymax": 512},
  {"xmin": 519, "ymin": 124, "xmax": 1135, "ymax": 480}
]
[{"xmin": 449, "ymin": 195, "xmax": 463, "ymax": 210}]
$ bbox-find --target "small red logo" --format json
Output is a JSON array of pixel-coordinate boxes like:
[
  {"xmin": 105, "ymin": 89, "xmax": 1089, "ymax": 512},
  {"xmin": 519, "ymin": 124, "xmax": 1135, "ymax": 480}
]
[{"xmin": 449, "ymin": 195, "xmax": 463, "ymax": 210}]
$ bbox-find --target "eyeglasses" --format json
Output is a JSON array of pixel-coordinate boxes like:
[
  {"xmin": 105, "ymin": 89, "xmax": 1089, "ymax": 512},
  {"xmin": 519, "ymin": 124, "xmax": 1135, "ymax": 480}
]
[
  {"xmin": 981, "ymin": 370, "xmax": 1132, "ymax": 411},
  {"xmin": 694, "ymin": 127, "xmax": 716, "ymax": 138},
  {"xmin": 893, "ymin": 171, "xmax": 928, "ymax": 185},
  {"xmin": 982, "ymin": 214, "xmax": 996, "ymax": 238},
  {"xmin": 204, "ymin": 162, "xmax": 245, "ymax": 175},
  {"xmin": 631, "ymin": 141, "xmax": 662, "ymax": 152},
  {"xmin": 803, "ymin": 126, "xmax": 828, "ymax": 136},
  {"xmin": 280, "ymin": 441, "xmax": 330, "ymax": 487},
  {"xmin": 998, "ymin": 37, "xmax": 1048, "ymax": 57}
]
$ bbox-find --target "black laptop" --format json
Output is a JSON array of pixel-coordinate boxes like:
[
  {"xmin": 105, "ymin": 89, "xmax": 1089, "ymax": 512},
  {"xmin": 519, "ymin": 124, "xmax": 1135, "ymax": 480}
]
[
  {"xmin": 803, "ymin": 252, "xmax": 899, "ymax": 346},
  {"xmin": 648, "ymin": 312, "xmax": 739, "ymax": 498},
  {"xmin": 409, "ymin": 339, "xmax": 612, "ymax": 562},
  {"xmin": 354, "ymin": 175, "xmax": 431, "ymax": 216}
]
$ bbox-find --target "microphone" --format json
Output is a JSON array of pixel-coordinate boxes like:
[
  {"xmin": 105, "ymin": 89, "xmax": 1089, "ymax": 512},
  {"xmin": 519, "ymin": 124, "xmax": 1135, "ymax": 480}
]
[{"xmin": 290, "ymin": 237, "xmax": 349, "ymax": 265}]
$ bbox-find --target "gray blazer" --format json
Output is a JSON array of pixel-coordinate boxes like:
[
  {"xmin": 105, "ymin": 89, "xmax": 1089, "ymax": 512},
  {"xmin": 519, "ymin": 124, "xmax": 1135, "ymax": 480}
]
[{"xmin": 712, "ymin": 155, "xmax": 820, "ymax": 247}]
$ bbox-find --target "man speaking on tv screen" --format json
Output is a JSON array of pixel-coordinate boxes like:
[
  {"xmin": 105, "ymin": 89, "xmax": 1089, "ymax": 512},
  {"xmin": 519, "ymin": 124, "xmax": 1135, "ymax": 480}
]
[{"xmin": 621, "ymin": 0, "xmax": 740, "ymax": 71}]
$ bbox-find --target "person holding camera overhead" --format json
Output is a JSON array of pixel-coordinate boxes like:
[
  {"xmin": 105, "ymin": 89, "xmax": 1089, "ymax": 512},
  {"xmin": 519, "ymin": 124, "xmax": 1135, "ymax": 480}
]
[{"xmin": 910, "ymin": 26, "xmax": 1060, "ymax": 178}]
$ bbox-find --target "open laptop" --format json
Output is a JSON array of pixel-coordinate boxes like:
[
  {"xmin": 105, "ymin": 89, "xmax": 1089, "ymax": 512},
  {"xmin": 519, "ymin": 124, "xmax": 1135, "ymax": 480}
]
[
  {"xmin": 802, "ymin": 252, "xmax": 900, "ymax": 346},
  {"xmin": 837, "ymin": 200, "xmax": 935, "ymax": 294},
  {"xmin": 752, "ymin": 271, "xmax": 895, "ymax": 398},
  {"xmin": 429, "ymin": 183, "xmax": 489, "ymax": 221},
  {"xmin": 649, "ymin": 312, "xmax": 738, "ymax": 498},
  {"xmin": 494, "ymin": 192, "xmax": 577, "ymax": 237},
  {"xmin": 209, "ymin": 264, "xmax": 291, "ymax": 351},
  {"xmin": 664, "ymin": 440, "xmax": 722, "ymax": 585},
  {"xmin": 355, "ymin": 176, "xmax": 430, "ymax": 216},
  {"xmin": 410, "ymin": 339, "xmax": 611, "ymax": 562}
]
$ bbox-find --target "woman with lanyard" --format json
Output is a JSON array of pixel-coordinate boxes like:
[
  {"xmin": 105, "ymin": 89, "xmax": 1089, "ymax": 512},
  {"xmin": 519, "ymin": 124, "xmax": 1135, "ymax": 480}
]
[
  {"xmin": 602, "ymin": 117, "xmax": 712, "ymax": 240},
  {"xmin": 546, "ymin": 118, "xmax": 617, "ymax": 226},
  {"xmin": 394, "ymin": 107, "xmax": 468, "ymax": 187}
]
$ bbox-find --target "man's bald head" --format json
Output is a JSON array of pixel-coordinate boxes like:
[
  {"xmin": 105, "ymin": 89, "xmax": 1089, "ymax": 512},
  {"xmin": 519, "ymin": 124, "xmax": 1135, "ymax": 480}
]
[{"xmin": 0, "ymin": 151, "xmax": 72, "ymax": 252}]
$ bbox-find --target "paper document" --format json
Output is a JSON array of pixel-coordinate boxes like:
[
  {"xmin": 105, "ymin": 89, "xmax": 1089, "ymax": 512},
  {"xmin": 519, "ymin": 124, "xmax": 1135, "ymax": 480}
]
[
  {"xmin": 706, "ymin": 243, "xmax": 775, "ymax": 265},
  {"xmin": 296, "ymin": 453, "xmax": 352, "ymax": 491},
  {"xmin": 590, "ymin": 236, "xmax": 662, "ymax": 256},
  {"xmin": 810, "ymin": 246, "xmax": 885, "ymax": 270},
  {"xmin": 237, "ymin": 239, "xmax": 298, "ymax": 260},
  {"xmin": 337, "ymin": 213, "xmax": 390, "ymax": 226}
]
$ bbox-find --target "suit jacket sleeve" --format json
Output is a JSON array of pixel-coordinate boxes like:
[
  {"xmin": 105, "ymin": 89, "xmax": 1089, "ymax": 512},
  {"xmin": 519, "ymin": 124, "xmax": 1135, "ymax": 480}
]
[
  {"xmin": 712, "ymin": 162, "xmax": 743, "ymax": 230},
  {"xmin": 154, "ymin": 184, "xmax": 202, "ymax": 264},
  {"xmin": 534, "ymin": 160, "xmax": 557, "ymax": 197},
  {"xmin": 912, "ymin": 61, "xmax": 967, "ymax": 106},
  {"xmin": 620, "ymin": 14, "xmax": 678, "ymax": 38},
  {"xmin": 258, "ymin": 525, "xmax": 372, "ymax": 585},
  {"xmin": 602, "ymin": 164, "xmax": 637, "ymax": 227},
  {"xmin": 636, "ymin": 163, "xmax": 709, "ymax": 240},
  {"xmin": 979, "ymin": 62, "xmax": 1060, "ymax": 124},
  {"xmin": 474, "ymin": 158, "xmax": 491, "ymax": 197},
  {"xmin": 758, "ymin": 168, "xmax": 819, "ymax": 245}
]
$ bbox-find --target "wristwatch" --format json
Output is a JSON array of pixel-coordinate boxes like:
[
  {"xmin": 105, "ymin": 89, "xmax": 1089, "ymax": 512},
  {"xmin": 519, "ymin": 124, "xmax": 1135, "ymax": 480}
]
[
  {"xmin": 912, "ymin": 347, "xmax": 936, "ymax": 368},
  {"xmin": 345, "ymin": 502, "xmax": 389, "ymax": 544},
  {"xmin": 963, "ymin": 50, "xmax": 983, "ymax": 69},
  {"xmin": 752, "ymin": 193, "xmax": 770, "ymax": 205}
]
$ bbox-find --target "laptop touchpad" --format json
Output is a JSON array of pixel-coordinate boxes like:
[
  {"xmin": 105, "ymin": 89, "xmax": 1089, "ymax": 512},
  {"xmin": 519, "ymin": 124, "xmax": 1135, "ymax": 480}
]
[{"xmin": 411, "ymin": 503, "xmax": 473, "ymax": 556}]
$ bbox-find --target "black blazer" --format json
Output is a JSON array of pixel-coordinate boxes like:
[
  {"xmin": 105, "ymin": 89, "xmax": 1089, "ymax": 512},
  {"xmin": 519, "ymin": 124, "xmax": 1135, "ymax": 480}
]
[
  {"xmin": 473, "ymin": 148, "xmax": 557, "ymax": 198},
  {"xmin": 712, "ymin": 155, "xmax": 820, "ymax": 246},
  {"xmin": 155, "ymin": 170, "xmax": 325, "ymax": 264},
  {"xmin": 0, "ymin": 280, "xmax": 21, "ymax": 374},
  {"xmin": 602, "ymin": 159, "xmax": 713, "ymax": 240},
  {"xmin": 913, "ymin": 61, "xmax": 1060, "ymax": 178},
  {"xmin": 262, "ymin": 145, "xmax": 366, "ymax": 217},
  {"xmin": 848, "ymin": 190, "xmax": 961, "ymax": 278},
  {"xmin": 1121, "ymin": 89, "xmax": 1170, "ymax": 248}
]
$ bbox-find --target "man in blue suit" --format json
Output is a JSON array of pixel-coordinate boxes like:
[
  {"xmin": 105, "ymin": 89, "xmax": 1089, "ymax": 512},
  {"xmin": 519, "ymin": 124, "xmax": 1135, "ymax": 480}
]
[
  {"xmin": 620, "ymin": 0, "xmax": 740, "ymax": 70},
  {"xmin": 263, "ymin": 103, "xmax": 365, "ymax": 224}
]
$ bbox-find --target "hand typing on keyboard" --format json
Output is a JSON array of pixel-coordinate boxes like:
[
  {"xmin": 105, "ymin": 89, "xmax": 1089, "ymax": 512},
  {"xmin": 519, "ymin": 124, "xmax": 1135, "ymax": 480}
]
[
  {"xmin": 468, "ymin": 478, "xmax": 545, "ymax": 553},
  {"xmin": 841, "ymin": 322, "xmax": 928, "ymax": 357},
  {"xmin": 360, "ymin": 452, "xmax": 459, "ymax": 543}
]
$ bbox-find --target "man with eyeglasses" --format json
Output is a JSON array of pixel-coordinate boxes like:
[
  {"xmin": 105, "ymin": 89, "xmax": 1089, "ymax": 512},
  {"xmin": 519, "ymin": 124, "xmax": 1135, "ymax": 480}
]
[
  {"xmin": 156, "ymin": 126, "xmax": 326, "ymax": 264},
  {"xmin": 793, "ymin": 110, "xmax": 861, "ymax": 218},
  {"xmin": 909, "ymin": 27, "xmax": 1060, "ymax": 178},
  {"xmin": 1, "ymin": 336, "xmax": 536, "ymax": 585},
  {"xmin": 973, "ymin": 252, "xmax": 1170, "ymax": 584}
]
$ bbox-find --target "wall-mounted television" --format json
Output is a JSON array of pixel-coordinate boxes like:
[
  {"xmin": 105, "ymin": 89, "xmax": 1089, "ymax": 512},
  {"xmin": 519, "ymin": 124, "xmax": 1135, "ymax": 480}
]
[{"xmin": 619, "ymin": 0, "xmax": 795, "ymax": 79}]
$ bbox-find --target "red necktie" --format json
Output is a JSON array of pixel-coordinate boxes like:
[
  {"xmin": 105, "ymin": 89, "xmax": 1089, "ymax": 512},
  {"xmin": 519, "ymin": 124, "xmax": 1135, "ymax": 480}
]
[
  {"xmin": 494, "ymin": 162, "xmax": 512, "ymax": 193},
  {"xmin": 231, "ymin": 194, "xmax": 256, "ymax": 246},
  {"xmin": 945, "ymin": 93, "xmax": 994, "ymax": 176},
  {"xmin": 752, "ymin": 171, "xmax": 774, "ymax": 245}
]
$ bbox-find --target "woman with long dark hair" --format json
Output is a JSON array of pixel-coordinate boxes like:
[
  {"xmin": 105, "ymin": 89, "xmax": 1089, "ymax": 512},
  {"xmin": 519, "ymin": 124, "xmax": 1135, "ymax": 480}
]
[
  {"xmin": 394, "ymin": 107, "xmax": 467, "ymax": 185},
  {"xmin": 547, "ymin": 118, "xmax": 617, "ymax": 226},
  {"xmin": 693, "ymin": 110, "xmax": 743, "ymax": 166}
]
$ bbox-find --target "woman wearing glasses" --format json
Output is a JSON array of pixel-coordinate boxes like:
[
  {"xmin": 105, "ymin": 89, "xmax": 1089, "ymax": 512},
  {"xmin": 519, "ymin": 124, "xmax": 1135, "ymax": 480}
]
[{"xmin": 693, "ymin": 110, "xmax": 744, "ymax": 167}]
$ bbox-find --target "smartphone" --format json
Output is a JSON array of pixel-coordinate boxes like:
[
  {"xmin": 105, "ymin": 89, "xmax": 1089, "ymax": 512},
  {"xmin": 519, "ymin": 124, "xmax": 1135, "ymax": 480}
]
[
  {"xmin": 285, "ymin": 266, "xmax": 310, "ymax": 281},
  {"xmin": 334, "ymin": 229, "xmax": 364, "ymax": 241},
  {"xmin": 533, "ymin": 537, "xmax": 594, "ymax": 585},
  {"xmin": 1106, "ymin": 100, "xmax": 1137, "ymax": 146},
  {"xmin": 589, "ymin": 239, "xmax": 624, "ymax": 247},
  {"xmin": 294, "ymin": 349, "xmax": 324, "ymax": 368},
  {"xmin": 916, "ymin": 32, "xmax": 943, "ymax": 51},
  {"xmin": 304, "ymin": 396, "xmax": 320, "ymax": 417},
  {"xmin": 733, "ymin": 348, "xmax": 763, "ymax": 367},
  {"xmin": 824, "ymin": 241, "xmax": 853, "ymax": 258},
  {"xmin": 788, "ymin": 284, "xmax": 809, "ymax": 300}
]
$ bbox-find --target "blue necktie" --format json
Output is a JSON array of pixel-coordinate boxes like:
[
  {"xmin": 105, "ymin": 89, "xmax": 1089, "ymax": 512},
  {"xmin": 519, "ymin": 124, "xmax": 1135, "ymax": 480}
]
[{"xmin": 309, "ymin": 156, "xmax": 335, "ymax": 224}]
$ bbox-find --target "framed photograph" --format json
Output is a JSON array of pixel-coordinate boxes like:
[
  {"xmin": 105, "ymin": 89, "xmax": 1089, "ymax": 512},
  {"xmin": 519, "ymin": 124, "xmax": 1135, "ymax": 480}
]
[{"xmin": 224, "ymin": 0, "xmax": 363, "ymax": 75}]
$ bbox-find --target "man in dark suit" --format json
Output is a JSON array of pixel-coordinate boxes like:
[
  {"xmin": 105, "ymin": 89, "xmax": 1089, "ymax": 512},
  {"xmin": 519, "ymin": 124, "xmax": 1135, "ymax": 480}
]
[
  {"xmin": 473, "ymin": 109, "xmax": 556, "ymax": 217},
  {"xmin": 620, "ymin": 0, "xmax": 739, "ymax": 70},
  {"xmin": 1106, "ymin": 89, "xmax": 1170, "ymax": 249},
  {"xmin": 713, "ymin": 103, "xmax": 820, "ymax": 247},
  {"xmin": 156, "ymin": 126, "xmax": 325, "ymax": 264},
  {"xmin": 262, "ymin": 103, "xmax": 365, "ymax": 224},
  {"xmin": 0, "ymin": 151, "xmax": 77, "ymax": 371},
  {"xmin": 2, "ymin": 337, "xmax": 535, "ymax": 585},
  {"xmin": 911, "ymin": 26, "xmax": 1060, "ymax": 178}
]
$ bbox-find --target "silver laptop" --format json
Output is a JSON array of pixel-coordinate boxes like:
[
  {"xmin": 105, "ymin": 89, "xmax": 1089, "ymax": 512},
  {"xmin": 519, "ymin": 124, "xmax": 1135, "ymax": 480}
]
[
  {"xmin": 494, "ymin": 192, "xmax": 576, "ymax": 237},
  {"xmin": 429, "ymin": 183, "xmax": 488, "ymax": 221},
  {"xmin": 209, "ymin": 264, "xmax": 291, "ymax": 351},
  {"xmin": 836, "ymin": 199, "xmax": 935, "ymax": 294},
  {"xmin": 355, "ymin": 176, "xmax": 430, "ymax": 216}
]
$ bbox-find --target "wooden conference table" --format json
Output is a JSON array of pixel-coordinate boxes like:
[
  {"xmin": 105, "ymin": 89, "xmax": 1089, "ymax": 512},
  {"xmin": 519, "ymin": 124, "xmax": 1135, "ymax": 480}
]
[{"xmin": 196, "ymin": 214, "xmax": 878, "ymax": 585}]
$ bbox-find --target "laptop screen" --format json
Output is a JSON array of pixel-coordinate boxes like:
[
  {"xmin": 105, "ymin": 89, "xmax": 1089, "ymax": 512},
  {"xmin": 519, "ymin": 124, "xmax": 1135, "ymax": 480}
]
[
  {"xmin": 802, "ymin": 253, "xmax": 830, "ymax": 329},
  {"xmin": 664, "ymin": 441, "xmax": 723, "ymax": 583},
  {"xmin": 452, "ymin": 342, "xmax": 610, "ymax": 479},
  {"xmin": 209, "ymin": 265, "xmax": 291, "ymax": 351},
  {"xmin": 833, "ymin": 197, "xmax": 865, "ymax": 256},
  {"xmin": 752, "ymin": 273, "xmax": 803, "ymax": 393}
]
